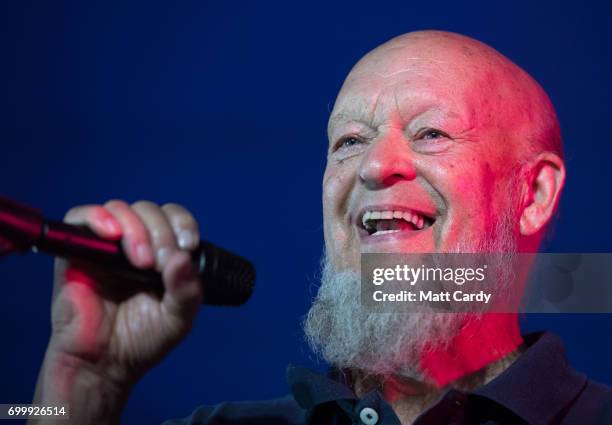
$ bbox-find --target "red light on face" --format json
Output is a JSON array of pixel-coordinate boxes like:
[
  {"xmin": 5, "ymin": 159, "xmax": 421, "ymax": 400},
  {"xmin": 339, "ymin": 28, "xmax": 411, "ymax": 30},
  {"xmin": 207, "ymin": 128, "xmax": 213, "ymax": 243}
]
[{"xmin": 420, "ymin": 313, "xmax": 523, "ymax": 388}]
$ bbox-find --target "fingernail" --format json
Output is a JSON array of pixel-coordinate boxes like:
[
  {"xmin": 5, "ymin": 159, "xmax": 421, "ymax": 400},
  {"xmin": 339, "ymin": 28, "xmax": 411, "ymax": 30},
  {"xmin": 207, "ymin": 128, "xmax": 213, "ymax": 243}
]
[
  {"xmin": 156, "ymin": 247, "xmax": 172, "ymax": 268},
  {"xmin": 104, "ymin": 218, "xmax": 121, "ymax": 234},
  {"xmin": 177, "ymin": 230, "xmax": 197, "ymax": 250},
  {"xmin": 136, "ymin": 243, "xmax": 153, "ymax": 265}
]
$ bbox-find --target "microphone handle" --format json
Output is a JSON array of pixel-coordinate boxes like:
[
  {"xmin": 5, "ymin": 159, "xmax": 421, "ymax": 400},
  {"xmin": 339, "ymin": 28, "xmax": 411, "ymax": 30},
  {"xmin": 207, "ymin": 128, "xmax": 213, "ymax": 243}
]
[{"xmin": 37, "ymin": 220, "xmax": 254, "ymax": 306}]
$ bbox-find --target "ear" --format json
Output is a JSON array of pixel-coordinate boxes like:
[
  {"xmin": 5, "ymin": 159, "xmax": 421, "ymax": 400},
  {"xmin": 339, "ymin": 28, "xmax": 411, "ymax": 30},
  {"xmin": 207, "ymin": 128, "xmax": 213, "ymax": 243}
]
[{"xmin": 519, "ymin": 152, "xmax": 566, "ymax": 236}]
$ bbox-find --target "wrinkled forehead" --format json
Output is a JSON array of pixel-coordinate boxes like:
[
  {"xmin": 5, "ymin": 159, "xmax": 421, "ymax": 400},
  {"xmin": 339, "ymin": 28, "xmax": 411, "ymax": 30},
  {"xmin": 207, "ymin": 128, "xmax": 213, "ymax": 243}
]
[
  {"xmin": 331, "ymin": 72, "xmax": 474, "ymax": 131},
  {"xmin": 328, "ymin": 43, "xmax": 498, "ymax": 134}
]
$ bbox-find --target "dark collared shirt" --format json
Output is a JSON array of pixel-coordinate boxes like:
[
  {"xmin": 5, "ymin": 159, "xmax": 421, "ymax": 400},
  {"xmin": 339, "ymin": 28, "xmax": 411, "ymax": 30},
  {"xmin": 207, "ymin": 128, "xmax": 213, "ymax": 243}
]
[{"xmin": 163, "ymin": 333, "xmax": 612, "ymax": 424}]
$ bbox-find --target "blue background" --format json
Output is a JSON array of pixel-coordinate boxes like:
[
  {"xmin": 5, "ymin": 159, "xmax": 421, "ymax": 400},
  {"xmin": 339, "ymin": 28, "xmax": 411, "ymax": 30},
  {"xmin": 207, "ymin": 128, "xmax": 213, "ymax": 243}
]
[{"xmin": 0, "ymin": 1, "xmax": 611, "ymax": 423}]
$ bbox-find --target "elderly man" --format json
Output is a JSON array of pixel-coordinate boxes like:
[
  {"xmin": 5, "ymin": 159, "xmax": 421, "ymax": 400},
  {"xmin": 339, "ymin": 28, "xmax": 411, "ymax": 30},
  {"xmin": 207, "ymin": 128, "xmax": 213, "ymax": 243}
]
[{"xmin": 30, "ymin": 31, "xmax": 611, "ymax": 424}]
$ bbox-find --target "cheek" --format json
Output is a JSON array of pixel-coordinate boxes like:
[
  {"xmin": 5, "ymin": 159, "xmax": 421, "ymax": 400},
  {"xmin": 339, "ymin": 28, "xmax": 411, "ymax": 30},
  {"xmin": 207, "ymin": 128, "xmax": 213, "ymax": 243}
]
[
  {"xmin": 424, "ymin": 158, "xmax": 498, "ymax": 239},
  {"xmin": 322, "ymin": 164, "xmax": 357, "ymax": 260},
  {"xmin": 455, "ymin": 162, "xmax": 497, "ymax": 203},
  {"xmin": 322, "ymin": 163, "xmax": 354, "ymax": 218},
  {"xmin": 437, "ymin": 156, "xmax": 494, "ymax": 197},
  {"xmin": 322, "ymin": 168, "xmax": 340, "ymax": 209},
  {"xmin": 470, "ymin": 163, "xmax": 499, "ymax": 227}
]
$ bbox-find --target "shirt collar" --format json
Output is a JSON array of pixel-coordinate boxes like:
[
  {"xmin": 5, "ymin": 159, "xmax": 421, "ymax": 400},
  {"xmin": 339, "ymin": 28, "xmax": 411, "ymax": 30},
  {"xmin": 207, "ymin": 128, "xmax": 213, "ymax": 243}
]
[
  {"xmin": 472, "ymin": 332, "xmax": 587, "ymax": 425},
  {"xmin": 287, "ymin": 332, "xmax": 586, "ymax": 425},
  {"xmin": 288, "ymin": 365, "xmax": 402, "ymax": 425},
  {"xmin": 287, "ymin": 365, "xmax": 356, "ymax": 409}
]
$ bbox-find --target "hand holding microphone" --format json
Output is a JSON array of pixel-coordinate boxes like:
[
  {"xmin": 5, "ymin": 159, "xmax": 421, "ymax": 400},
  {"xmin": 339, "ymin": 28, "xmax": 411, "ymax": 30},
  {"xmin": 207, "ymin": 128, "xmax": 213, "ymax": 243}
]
[
  {"xmin": 52, "ymin": 200, "xmax": 205, "ymax": 364},
  {"xmin": 0, "ymin": 196, "xmax": 254, "ymax": 306},
  {"xmin": 24, "ymin": 200, "xmax": 243, "ymax": 424}
]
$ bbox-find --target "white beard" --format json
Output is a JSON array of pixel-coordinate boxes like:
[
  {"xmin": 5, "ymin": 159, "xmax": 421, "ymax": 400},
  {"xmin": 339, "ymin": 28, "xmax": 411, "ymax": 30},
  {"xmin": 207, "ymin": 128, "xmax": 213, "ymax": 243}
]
[{"xmin": 303, "ymin": 203, "xmax": 518, "ymax": 381}]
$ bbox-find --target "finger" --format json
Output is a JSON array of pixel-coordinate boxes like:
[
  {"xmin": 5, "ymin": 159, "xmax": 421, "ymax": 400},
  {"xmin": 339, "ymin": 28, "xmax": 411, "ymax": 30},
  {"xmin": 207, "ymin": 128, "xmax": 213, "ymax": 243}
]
[
  {"xmin": 64, "ymin": 205, "xmax": 122, "ymax": 240},
  {"xmin": 104, "ymin": 200, "xmax": 154, "ymax": 269},
  {"xmin": 132, "ymin": 201, "xmax": 178, "ymax": 271},
  {"xmin": 161, "ymin": 203, "xmax": 200, "ymax": 251},
  {"xmin": 161, "ymin": 250, "xmax": 203, "ymax": 321}
]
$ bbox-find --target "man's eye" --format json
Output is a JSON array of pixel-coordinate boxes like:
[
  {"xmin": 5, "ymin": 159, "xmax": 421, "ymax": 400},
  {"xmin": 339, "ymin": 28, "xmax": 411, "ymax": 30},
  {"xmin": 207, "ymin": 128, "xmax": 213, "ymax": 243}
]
[
  {"xmin": 336, "ymin": 136, "xmax": 363, "ymax": 150},
  {"xmin": 417, "ymin": 129, "xmax": 449, "ymax": 140}
]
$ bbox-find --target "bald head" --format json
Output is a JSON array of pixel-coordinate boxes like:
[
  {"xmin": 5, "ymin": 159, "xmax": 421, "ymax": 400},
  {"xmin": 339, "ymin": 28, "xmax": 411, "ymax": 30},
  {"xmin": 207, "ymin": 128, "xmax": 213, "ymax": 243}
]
[{"xmin": 333, "ymin": 30, "xmax": 562, "ymax": 161}]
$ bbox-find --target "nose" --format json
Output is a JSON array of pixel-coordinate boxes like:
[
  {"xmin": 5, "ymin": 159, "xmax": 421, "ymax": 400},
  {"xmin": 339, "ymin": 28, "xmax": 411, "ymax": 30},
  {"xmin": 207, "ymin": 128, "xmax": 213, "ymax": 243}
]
[{"xmin": 358, "ymin": 129, "xmax": 417, "ymax": 190}]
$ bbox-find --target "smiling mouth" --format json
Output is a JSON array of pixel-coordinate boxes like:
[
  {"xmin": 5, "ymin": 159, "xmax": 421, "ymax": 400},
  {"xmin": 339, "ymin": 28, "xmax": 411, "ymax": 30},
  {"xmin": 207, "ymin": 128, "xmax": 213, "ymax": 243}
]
[{"xmin": 360, "ymin": 209, "xmax": 435, "ymax": 236}]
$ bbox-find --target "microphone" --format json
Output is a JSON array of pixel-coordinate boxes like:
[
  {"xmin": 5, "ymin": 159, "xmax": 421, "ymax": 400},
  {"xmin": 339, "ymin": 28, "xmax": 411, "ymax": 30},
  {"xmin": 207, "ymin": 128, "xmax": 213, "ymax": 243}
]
[{"xmin": 0, "ymin": 196, "xmax": 255, "ymax": 306}]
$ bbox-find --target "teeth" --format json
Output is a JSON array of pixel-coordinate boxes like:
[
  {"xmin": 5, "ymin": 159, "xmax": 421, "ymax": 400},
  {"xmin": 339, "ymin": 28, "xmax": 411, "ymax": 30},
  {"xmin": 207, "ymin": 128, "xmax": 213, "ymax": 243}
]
[
  {"xmin": 361, "ymin": 209, "xmax": 430, "ymax": 233},
  {"xmin": 374, "ymin": 229, "xmax": 401, "ymax": 235},
  {"xmin": 362, "ymin": 211, "xmax": 372, "ymax": 227}
]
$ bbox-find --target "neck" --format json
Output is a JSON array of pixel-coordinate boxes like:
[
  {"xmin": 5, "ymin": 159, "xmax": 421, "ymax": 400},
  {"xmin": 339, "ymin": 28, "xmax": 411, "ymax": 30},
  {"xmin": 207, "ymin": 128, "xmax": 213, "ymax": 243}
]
[
  {"xmin": 419, "ymin": 313, "xmax": 523, "ymax": 388},
  {"xmin": 352, "ymin": 313, "xmax": 523, "ymax": 423}
]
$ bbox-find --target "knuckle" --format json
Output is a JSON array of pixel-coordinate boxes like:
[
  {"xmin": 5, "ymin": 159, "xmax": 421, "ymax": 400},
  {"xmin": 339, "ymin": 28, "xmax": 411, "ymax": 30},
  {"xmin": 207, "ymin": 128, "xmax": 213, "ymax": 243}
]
[
  {"xmin": 63, "ymin": 206, "xmax": 82, "ymax": 221},
  {"xmin": 132, "ymin": 200, "xmax": 158, "ymax": 211},
  {"xmin": 149, "ymin": 226, "xmax": 174, "ymax": 245},
  {"xmin": 125, "ymin": 218, "xmax": 147, "ymax": 237},
  {"xmin": 104, "ymin": 199, "xmax": 129, "ymax": 210},
  {"xmin": 162, "ymin": 203, "xmax": 196, "ymax": 227},
  {"xmin": 63, "ymin": 204, "xmax": 96, "ymax": 222},
  {"xmin": 161, "ymin": 202, "xmax": 185, "ymax": 214},
  {"xmin": 183, "ymin": 215, "xmax": 199, "ymax": 232}
]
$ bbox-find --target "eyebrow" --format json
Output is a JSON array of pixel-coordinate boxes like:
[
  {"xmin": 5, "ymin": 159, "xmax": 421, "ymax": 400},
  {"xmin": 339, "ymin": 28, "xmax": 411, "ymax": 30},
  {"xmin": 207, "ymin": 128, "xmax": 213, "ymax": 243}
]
[
  {"xmin": 327, "ymin": 111, "xmax": 373, "ymax": 133},
  {"xmin": 329, "ymin": 105, "xmax": 458, "ymax": 129},
  {"xmin": 328, "ymin": 112, "xmax": 352, "ymax": 128},
  {"xmin": 326, "ymin": 113, "xmax": 372, "ymax": 143}
]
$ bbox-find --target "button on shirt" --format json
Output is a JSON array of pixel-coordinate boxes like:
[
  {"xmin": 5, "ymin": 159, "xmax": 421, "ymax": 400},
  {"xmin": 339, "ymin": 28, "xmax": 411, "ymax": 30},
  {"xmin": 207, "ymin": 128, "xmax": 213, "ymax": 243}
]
[{"xmin": 163, "ymin": 333, "xmax": 612, "ymax": 425}]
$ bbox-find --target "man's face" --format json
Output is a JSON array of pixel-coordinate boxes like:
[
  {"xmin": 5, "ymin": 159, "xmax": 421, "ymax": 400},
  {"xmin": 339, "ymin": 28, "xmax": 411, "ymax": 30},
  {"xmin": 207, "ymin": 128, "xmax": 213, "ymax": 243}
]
[
  {"xmin": 323, "ymin": 42, "xmax": 521, "ymax": 271},
  {"xmin": 308, "ymin": 33, "xmax": 562, "ymax": 383}
]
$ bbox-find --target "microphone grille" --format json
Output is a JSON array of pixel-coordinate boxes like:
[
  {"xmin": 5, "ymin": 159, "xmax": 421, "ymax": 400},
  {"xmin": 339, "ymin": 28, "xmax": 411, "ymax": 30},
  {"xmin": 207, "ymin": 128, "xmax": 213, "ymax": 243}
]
[{"xmin": 197, "ymin": 241, "xmax": 255, "ymax": 306}]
